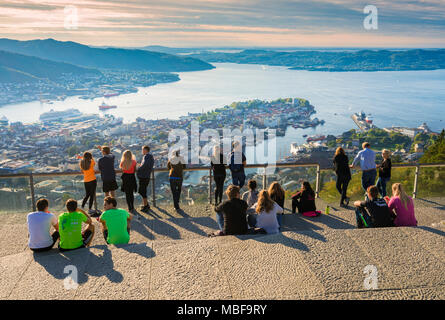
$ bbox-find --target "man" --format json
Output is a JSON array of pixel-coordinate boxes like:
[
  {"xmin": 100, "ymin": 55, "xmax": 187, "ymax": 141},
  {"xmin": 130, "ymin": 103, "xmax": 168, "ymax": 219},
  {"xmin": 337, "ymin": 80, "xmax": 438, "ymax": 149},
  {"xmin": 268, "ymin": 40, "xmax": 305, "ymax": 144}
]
[
  {"xmin": 351, "ymin": 142, "xmax": 377, "ymax": 193},
  {"xmin": 27, "ymin": 198, "xmax": 59, "ymax": 252},
  {"xmin": 99, "ymin": 196, "xmax": 132, "ymax": 245},
  {"xmin": 212, "ymin": 185, "xmax": 248, "ymax": 236},
  {"xmin": 97, "ymin": 145, "xmax": 118, "ymax": 198},
  {"xmin": 228, "ymin": 141, "xmax": 247, "ymax": 189},
  {"xmin": 137, "ymin": 145, "xmax": 154, "ymax": 213},
  {"xmin": 58, "ymin": 199, "xmax": 95, "ymax": 251},
  {"xmin": 167, "ymin": 150, "xmax": 186, "ymax": 210},
  {"xmin": 353, "ymin": 185, "xmax": 395, "ymax": 229}
]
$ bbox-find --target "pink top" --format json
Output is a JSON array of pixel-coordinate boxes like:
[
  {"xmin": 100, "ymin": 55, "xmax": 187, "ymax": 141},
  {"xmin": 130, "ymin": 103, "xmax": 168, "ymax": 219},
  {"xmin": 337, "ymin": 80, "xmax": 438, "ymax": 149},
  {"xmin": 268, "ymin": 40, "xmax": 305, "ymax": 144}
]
[
  {"xmin": 388, "ymin": 196, "xmax": 417, "ymax": 227},
  {"xmin": 121, "ymin": 160, "xmax": 137, "ymax": 174}
]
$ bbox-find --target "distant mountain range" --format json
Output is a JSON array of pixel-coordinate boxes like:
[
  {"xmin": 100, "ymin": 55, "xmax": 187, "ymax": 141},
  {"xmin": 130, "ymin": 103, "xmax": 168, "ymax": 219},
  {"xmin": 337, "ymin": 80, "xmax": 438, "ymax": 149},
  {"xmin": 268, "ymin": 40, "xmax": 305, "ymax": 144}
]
[
  {"xmin": 0, "ymin": 50, "xmax": 100, "ymax": 83},
  {"xmin": 189, "ymin": 49, "xmax": 445, "ymax": 71},
  {"xmin": 0, "ymin": 38, "xmax": 214, "ymax": 72}
]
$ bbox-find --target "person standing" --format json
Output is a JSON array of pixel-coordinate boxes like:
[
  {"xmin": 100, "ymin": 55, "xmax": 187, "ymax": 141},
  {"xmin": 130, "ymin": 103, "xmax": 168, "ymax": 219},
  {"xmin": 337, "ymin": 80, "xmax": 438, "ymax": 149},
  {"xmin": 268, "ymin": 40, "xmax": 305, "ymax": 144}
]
[
  {"xmin": 97, "ymin": 145, "xmax": 118, "ymax": 198},
  {"xmin": 79, "ymin": 152, "xmax": 97, "ymax": 214},
  {"xmin": 99, "ymin": 196, "xmax": 133, "ymax": 245},
  {"xmin": 376, "ymin": 149, "xmax": 392, "ymax": 198},
  {"xmin": 211, "ymin": 146, "xmax": 226, "ymax": 206},
  {"xmin": 228, "ymin": 141, "xmax": 246, "ymax": 189},
  {"xmin": 167, "ymin": 150, "xmax": 186, "ymax": 210},
  {"xmin": 27, "ymin": 198, "xmax": 59, "ymax": 252},
  {"xmin": 351, "ymin": 142, "xmax": 377, "ymax": 194},
  {"xmin": 137, "ymin": 145, "xmax": 154, "ymax": 213},
  {"xmin": 333, "ymin": 147, "xmax": 351, "ymax": 207},
  {"xmin": 120, "ymin": 150, "xmax": 138, "ymax": 213}
]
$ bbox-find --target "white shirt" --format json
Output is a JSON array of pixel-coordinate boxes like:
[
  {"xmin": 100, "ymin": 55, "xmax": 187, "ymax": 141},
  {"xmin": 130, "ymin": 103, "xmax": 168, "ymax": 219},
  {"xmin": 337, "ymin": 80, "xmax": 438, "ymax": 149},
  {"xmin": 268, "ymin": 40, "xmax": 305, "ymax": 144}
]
[
  {"xmin": 27, "ymin": 211, "xmax": 57, "ymax": 249},
  {"xmin": 252, "ymin": 202, "xmax": 283, "ymax": 234}
]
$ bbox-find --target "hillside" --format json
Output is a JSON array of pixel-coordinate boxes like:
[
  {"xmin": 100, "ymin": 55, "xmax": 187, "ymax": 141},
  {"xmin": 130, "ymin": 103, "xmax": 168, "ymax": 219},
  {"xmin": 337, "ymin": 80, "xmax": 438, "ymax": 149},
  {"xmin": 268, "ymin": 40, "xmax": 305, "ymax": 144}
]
[
  {"xmin": 190, "ymin": 49, "xmax": 445, "ymax": 71},
  {"xmin": 0, "ymin": 50, "xmax": 101, "ymax": 83},
  {"xmin": 0, "ymin": 38, "xmax": 214, "ymax": 72}
]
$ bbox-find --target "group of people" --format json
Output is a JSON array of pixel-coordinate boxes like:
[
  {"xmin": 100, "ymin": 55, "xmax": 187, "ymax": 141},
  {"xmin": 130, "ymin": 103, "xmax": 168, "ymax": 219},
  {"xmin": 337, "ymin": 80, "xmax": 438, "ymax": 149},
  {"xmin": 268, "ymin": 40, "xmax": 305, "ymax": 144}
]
[
  {"xmin": 333, "ymin": 142, "xmax": 417, "ymax": 228},
  {"xmin": 26, "ymin": 140, "xmax": 420, "ymax": 252},
  {"xmin": 27, "ymin": 196, "xmax": 132, "ymax": 252},
  {"xmin": 78, "ymin": 145, "xmax": 154, "ymax": 215}
]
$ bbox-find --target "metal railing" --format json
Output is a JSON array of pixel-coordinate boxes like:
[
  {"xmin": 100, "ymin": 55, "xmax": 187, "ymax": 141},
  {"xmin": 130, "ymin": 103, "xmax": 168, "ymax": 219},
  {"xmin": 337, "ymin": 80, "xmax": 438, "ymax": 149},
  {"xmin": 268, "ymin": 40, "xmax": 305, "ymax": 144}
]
[{"xmin": 1, "ymin": 161, "xmax": 444, "ymax": 212}]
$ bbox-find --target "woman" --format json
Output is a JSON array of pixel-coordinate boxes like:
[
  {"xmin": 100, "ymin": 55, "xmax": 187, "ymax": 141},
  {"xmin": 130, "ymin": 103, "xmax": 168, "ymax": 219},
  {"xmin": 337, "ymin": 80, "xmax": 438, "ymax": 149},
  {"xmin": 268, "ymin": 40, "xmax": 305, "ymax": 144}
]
[
  {"xmin": 333, "ymin": 147, "xmax": 351, "ymax": 207},
  {"xmin": 248, "ymin": 190, "xmax": 282, "ymax": 234},
  {"xmin": 211, "ymin": 146, "xmax": 226, "ymax": 206},
  {"xmin": 377, "ymin": 149, "xmax": 392, "ymax": 197},
  {"xmin": 79, "ymin": 152, "xmax": 97, "ymax": 214},
  {"xmin": 268, "ymin": 181, "xmax": 285, "ymax": 226},
  {"xmin": 388, "ymin": 183, "xmax": 417, "ymax": 227},
  {"xmin": 291, "ymin": 181, "xmax": 318, "ymax": 215},
  {"xmin": 167, "ymin": 150, "xmax": 186, "ymax": 210},
  {"xmin": 120, "ymin": 150, "xmax": 138, "ymax": 212},
  {"xmin": 242, "ymin": 179, "xmax": 259, "ymax": 207}
]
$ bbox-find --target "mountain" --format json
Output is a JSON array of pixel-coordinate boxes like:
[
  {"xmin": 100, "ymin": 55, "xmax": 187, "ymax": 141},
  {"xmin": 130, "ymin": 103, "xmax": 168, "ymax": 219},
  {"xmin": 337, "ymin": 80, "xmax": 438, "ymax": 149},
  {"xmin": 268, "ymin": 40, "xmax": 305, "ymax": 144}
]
[
  {"xmin": 189, "ymin": 49, "xmax": 445, "ymax": 71},
  {"xmin": 0, "ymin": 50, "xmax": 101, "ymax": 83},
  {"xmin": 0, "ymin": 38, "xmax": 214, "ymax": 72}
]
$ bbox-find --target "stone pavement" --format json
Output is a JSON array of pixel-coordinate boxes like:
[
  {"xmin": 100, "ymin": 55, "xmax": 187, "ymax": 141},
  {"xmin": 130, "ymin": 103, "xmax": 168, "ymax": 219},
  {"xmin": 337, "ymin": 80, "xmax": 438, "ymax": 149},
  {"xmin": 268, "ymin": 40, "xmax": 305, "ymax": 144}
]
[{"xmin": 0, "ymin": 198, "xmax": 444, "ymax": 300}]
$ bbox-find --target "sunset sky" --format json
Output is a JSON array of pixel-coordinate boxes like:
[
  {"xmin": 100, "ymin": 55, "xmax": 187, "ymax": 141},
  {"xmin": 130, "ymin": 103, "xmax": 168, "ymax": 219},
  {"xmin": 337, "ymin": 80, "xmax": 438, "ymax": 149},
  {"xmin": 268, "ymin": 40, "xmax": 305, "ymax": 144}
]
[{"xmin": 1, "ymin": 0, "xmax": 445, "ymax": 48}]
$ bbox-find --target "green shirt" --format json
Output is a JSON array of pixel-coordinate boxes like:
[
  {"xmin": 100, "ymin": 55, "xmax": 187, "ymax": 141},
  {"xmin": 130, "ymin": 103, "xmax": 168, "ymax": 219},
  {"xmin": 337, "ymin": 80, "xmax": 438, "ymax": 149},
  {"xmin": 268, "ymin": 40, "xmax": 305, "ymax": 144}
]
[
  {"xmin": 100, "ymin": 208, "xmax": 130, "ymax": 245},
  {"xmin": 58, "ymin": 211, "xmax": 88, "ymax": 249}
]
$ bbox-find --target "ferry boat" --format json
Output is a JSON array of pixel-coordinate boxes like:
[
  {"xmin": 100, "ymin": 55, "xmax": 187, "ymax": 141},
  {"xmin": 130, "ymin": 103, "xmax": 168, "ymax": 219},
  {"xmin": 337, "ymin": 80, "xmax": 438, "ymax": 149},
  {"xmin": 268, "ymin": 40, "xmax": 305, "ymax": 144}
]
[
  {"xmin": 306, "ymin": 134, "xmax": 326, "ymax": 142},
  {"xmin": 99, "ymin": 102, "xmax": 117, "ymax": 111},
  {"xmin": 103, "ymin": 92, "xmax": 119, "ymax": 98},
  {"xmin": 39, "ymin": 109, "xmax": 82, "ymax": 122},
  {"xmin": 351, "ymin": 111, "xmax": 375, "ymax": 131}
]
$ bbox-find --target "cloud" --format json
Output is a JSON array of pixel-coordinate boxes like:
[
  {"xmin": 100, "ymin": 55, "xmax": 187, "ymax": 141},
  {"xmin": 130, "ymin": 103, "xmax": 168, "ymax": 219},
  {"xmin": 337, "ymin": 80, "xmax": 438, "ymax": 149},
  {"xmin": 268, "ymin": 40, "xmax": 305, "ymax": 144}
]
[{"xmin": 0, "ymin": 0, "xmax": 444, "ymax": 47}]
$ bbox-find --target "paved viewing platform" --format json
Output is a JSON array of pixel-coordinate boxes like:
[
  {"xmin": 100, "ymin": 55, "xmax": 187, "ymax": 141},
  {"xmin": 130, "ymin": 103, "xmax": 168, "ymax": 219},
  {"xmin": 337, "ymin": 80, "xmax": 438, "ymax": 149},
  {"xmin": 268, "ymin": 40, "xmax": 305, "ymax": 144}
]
[{"xmin": 1, "ymin": 197, "xmax": 444, "ymax": 300}]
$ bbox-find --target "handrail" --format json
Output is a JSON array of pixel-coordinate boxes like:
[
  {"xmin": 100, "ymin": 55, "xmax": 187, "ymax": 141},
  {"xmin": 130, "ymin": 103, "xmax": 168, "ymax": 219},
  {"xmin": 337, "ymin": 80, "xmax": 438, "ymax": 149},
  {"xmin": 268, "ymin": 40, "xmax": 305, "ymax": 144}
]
[{"xmin": 1, "ymin": 161, "xmax": 444, "ymax": 210}]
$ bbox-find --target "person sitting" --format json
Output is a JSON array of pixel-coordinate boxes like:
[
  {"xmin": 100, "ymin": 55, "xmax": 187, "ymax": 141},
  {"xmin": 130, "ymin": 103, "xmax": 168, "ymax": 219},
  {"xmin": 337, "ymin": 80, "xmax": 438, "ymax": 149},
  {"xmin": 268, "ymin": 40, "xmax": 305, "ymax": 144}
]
[
  {"xmin": 248, "ymin": 190, "xmax": 282, "ymax": 234},
  {"xmin": 212, "ymin": 185, "xmax": 248, "ymax": 236},
  {"xmin": 353, "ymin": 185, "xmax": 395, "ymax": 229},
  {"xmin": 268, "ymin": 181, "xmax": 285, "ymax": 226},
  {"xmin": 99, "ymin": 196, "xmax": 133, "ymax": 245},
  {"xmin": 388, "ymin": 183, "xmax": 417, "ymax": 227},
  {"xmin": 58, "ymin": 199, "xmax": 95, "ymax": 251},
  {"xmin": 27, "ymin": 198, "xmax": 59, "ymax": 252},
  {"xmin": 242, "ymin": 179, "xmax": 259, "ymax": 207},
  {"xmin": 291, "ymin": 181, "xmax": 318, "ymax": 216}
]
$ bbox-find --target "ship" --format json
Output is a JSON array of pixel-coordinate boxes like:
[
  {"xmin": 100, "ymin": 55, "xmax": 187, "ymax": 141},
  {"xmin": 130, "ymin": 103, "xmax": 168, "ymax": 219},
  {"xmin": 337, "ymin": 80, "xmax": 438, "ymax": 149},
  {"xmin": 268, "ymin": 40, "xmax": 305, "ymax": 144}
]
[
  {"xmin": 306, "ymin": 134, "xmax": 326, "ymax": 142},
  {"xmin": 351, "ymin": 111, "xmax": 376, "ymax": 131},
  {"xmin": 39, "ymin": 109, "xmax": 82, "ymax": 122},
  {"xmin": 99, "ymin": 102, "xmax": 117, "ymax": 111},
  {"xmin": 103, "ymin": 91, "xmax": 119, "ymax": 98}
]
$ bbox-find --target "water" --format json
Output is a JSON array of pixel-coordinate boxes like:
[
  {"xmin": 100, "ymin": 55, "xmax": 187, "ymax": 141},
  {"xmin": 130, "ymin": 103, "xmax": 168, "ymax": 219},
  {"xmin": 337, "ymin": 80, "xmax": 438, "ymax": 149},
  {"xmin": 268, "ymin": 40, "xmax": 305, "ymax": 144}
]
[{"xmin": 1, "ymin": 62, "xmax": 445, "ymax": 158}]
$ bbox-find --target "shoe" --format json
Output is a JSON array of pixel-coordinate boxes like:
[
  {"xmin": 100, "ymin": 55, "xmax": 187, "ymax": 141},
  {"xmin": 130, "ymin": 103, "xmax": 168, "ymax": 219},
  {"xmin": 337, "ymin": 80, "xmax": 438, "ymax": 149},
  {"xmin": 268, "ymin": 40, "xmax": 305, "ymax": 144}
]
[
  {"xmin": 140, "ymin": 205, "xmax": 150, "ymax": 213},
  {"xmin": 345, "ymin": 197, "xmax": 350, "ymax": 206}
]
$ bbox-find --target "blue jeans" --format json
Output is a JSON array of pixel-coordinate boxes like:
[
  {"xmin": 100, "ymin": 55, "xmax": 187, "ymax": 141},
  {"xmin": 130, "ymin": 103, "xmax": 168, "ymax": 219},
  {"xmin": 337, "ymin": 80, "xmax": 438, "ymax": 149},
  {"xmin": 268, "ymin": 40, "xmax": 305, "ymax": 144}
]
[
  {"xmin": 231, "ymin": 171, "xmax": 246, "ymax": 189},
  {"xmin": 376, "ymin": 177, "xmax": 390, "ymax": 197},
  {"xmin": 361, "ymin": 169, "xmax": 377, "ymax": 192},
  {"xmin": 277, "ymin": 213, "xmax": 283, "ymax": 227},
  {"xmin": 216, "ymin": 212, "xmax": 224, "ymax": 231},
  {"xmin": 247, "ymin": 214, "xmax": 257, "ymax": 228}
]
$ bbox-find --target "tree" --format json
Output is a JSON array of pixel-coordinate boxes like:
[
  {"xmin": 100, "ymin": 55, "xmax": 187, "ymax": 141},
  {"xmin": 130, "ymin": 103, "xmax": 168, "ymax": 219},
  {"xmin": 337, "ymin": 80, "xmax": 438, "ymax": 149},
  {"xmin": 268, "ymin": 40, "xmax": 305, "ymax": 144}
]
[{"xmin": 420, "ymin": 129, "xmax": 445, "ymax": 163}]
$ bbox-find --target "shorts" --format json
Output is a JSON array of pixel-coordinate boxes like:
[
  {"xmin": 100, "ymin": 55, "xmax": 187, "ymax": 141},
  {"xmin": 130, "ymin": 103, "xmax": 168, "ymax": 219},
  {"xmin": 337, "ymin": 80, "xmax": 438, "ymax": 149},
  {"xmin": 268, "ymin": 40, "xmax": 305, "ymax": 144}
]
[
  {"xmin": 59, "ymin": 230, "xmax": 94, "ymax": 252},
  {"xmin": 103, "ymin": 180, "xmax": 118, "ymax": 193},
  {"xmin": 138, "ymin": 178, "xmax": 150, "ymax": 198}
]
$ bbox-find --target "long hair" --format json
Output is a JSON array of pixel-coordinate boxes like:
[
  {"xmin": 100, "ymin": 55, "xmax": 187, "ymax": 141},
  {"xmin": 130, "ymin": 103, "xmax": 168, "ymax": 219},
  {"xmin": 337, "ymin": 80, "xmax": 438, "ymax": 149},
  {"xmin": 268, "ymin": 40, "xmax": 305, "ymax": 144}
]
[
  {"xmin": 301, "ymin": 181, "xmax": 315, "ymax": 197},
  {"xmin": 120, "ymin": 150, "xmax": 134, "ymax": 171},
  {"xmin": 335, "ymin": 147, "xmax": 345, "ymax": 156},
  {"xmin": 80, "ymin": 152, "xmax": 92, "ymax": 171},
  {"xmin": 256, "ymin": 190, "xmax": 274, "ymax": 214},
  {"xmin": 211, "ymin": 145, "xmax": 222, "ymax": 164},
  {"xmin": 392, "ymin": 183, "xmax": 412, "ymax": 210},
  {"xmin": 268, "ymin": 181, "xmax": 284, "ymax": 201}
]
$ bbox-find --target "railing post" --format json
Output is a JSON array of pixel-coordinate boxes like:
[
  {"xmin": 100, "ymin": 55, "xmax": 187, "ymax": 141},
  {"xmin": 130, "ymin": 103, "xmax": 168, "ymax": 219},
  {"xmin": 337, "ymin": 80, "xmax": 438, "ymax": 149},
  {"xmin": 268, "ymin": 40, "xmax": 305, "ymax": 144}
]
[
  {"xmin": 262, "ymin": 165, "xmax": 267, "ymax": 190},
  {"xmin": 315, "ymin": 165, "xmax": 321, "ymax": 198},
  {"xmin": 413, "ymin": 165, "xmax": 420, "ymax": 199},
  {"xmin": 29, "ymin": 173, "xmax": 36, "ymax": 211},
  {"xmin": 209, "ymin": 168, "xmax": 212, "ymax": 204},
  {"xmin": 151, "ymin": 169, "xmax": 156, "ymax": 207}
]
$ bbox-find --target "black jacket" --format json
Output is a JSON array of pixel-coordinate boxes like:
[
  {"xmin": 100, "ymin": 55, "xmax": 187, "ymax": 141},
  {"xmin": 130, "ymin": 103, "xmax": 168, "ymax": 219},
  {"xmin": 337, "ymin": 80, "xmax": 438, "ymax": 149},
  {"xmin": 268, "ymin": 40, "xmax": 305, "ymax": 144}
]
[
  {"xmin": 137, "ymin": 153, "xmax": 154, "ymax": 179},
  {"xmin": 215, "ymin": 198, "xmax": 248, "ymax": 235},
  {"xmin": 333, "ymin": 153, "xmax": 351, "ymax": 178}
]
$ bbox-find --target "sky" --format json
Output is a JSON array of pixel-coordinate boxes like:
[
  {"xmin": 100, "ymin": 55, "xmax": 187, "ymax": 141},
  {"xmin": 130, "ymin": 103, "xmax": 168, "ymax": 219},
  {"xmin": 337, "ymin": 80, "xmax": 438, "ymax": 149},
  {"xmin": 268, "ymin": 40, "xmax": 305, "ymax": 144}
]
[{"xmin": 1, "ymin": 0, "xmax": 445, "ymax": 48}]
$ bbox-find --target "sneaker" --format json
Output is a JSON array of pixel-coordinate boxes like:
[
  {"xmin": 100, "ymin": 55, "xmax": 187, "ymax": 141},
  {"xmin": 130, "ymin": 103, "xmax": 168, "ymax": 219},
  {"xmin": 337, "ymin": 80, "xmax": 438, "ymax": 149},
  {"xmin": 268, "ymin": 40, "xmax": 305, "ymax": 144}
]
[{"xmin": 140, "ymin": 205, "xmax": 150, "ymax": 213}]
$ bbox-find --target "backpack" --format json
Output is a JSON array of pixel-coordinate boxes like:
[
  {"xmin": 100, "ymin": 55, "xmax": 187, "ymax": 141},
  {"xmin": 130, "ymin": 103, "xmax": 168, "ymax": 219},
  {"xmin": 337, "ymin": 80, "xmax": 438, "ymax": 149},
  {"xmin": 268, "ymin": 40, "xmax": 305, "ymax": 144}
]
[{"xmin": 229, "ymin": 152, "xmax": 244, "ymax": 173}]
